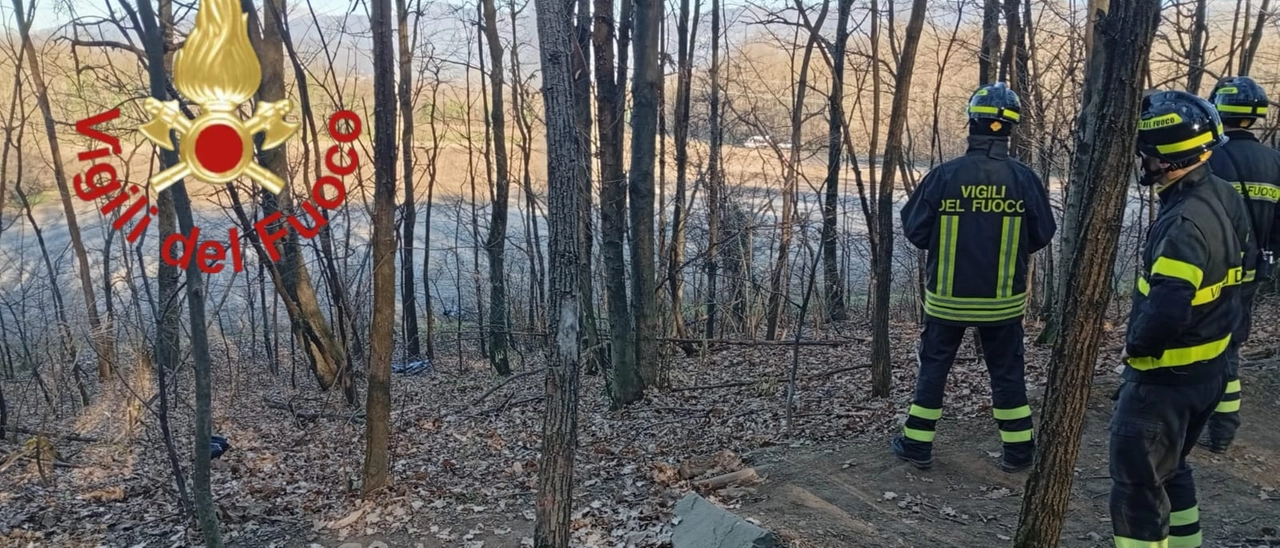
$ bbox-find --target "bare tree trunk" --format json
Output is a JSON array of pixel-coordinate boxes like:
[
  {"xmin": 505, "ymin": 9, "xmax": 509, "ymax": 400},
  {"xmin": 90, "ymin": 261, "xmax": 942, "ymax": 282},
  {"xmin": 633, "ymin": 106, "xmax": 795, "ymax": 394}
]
[
  {"xmin": 1186, "ymin": 0, "xmax": 1208, "ymax": 93},
  {"xmin": 246, "ymin": 0, "xmax": 353, "ymax": 401},
  {"xmin": 1014, "ymin": 0, "xmax": 1161, "ymax": 544},
  {"xmin": 705, "ymin": 0, "xmax": 723, "ymax": 340},
  {"xmin": 629, "ymin": 0, "xmax": 662, "ymax": 384},
  {"xmin": 364, "ymin": 0, "xmax": 397, "ymax": 494},
  {"xmin": 595, "ymin": 0, "xmax": 642, "ymax": 405},
  {"xmin": 129, "ymin": 0, "xmax": 223, "ymax": 539},
  {"xmin": 1041, "ymin": 0, "xmax": 1108, "ymax": 345},
  {"xmin": 481, "ymin": 0, "xmax": 513, "ymax": 376},
  {"xmin": 822, "ymin": 0, "xmax": 852, "ymax": 323},
  {"xmin": 144, "ymin": 0, "xmax": 191, "ymax": 517},
  {"xmin": 870, "ymin": 0, "xmax": 927, "ymax": 398},
  {"xmin": 669, "ymin": 0, "xmax": 700, "ymax": 346},
  {"xmin": 1239, "ymin": 0, "xmax": 1271, "ymax": 75},
  {"xmin": 398, "ymin": 0, "xmax": 422, "ymax": 360},
  {"xmin": 532, "ymin": 0, "xmax": 582, "ymax": 542},
  {"xmin": 1000, "ymin": 0, "xmax": 1030, "ymax": 159},
  {"xmin": 766, "ymin": 0, "xmax": 827, "ymax": 340},
  {"xmin": 574, "ymin": 0, "xmax": 601, "ymax": 371},
  {"xmin": 979, "ymin": 0, "xmax": 1001, "ymax": 85},
  {"xmin": 423, "ymin": 64, "xmax": 444, "ymax": 362},
  {"xmin": 12, "ymin": 0, "xmax": 114, "ymax": 382}
]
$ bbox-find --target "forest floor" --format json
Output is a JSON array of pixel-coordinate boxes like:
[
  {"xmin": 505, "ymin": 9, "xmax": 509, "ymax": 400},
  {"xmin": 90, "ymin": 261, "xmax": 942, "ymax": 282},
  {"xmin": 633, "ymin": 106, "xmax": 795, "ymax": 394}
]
[{"xmin": 1, "ymin": 300, "xmax": 1279, "ymax": 548}]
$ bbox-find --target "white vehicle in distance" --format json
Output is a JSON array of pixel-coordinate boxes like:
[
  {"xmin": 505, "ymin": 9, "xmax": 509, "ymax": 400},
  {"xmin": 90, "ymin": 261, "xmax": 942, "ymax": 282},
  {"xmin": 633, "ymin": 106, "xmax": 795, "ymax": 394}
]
[{"xmin": 743, "ymin": 135, "xmax": 791, "ymax": 150}]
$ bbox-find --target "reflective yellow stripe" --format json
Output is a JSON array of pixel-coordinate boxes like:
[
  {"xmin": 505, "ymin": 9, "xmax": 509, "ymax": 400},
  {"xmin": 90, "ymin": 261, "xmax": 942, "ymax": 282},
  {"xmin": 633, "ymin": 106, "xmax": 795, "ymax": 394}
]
[
  {"xmin": 925, "ymin": 290, "xmax": 1027, "ymax": 308},
  {"xmin": 909, "ymin": 404, "xmax": 942, "ymax": 421},
  {"xmin": 1126, "ymin": 334, "xmax": 1231, "ymax": 370},
  {"xmin": 1217, "ymin": 104, "xmax": 1268, "ymax": 115},
  {"xmin": 1000, "ymin": 429, "xmax": 1033, "ymax": 443},
  {"xmin": 904, "ymin": 427, "xmax": 935, "ymax": 442},
  {"xmin": 1155, "ymin": 129, "xmax": 1219, "ymax": 154},
  {"xmin": 1170, "ymin": 506, "xmax": 1199, "ymax": 526},
  {"xmin": 993, "ymin": 405, "xmax": 1032, "ymax": 421},
  {"xmin": 1115, "ymin": 536, "xmax": 1168, "ymax": 548},
  {"xmin": 996, "ymin": 216, "xmax": 1021, "ymax": 298},
  {"xmin": 969, "ymin": 105, "xmax": 1020, "ymax": 121},
  {"xmin": 924, "ymin": 301, "xmax": 1026, "ymax": 323},
  {"xmin": 1225, "ymin": 379, "xmax": 1241, "ymax": 393},
  {"xmin": 1244, "ymin": 269, "xmax": 1256, "ymax": 283},
  {"xmin": 1215, "ymin": 399, "xmax": 1241, "ymax": 413},
  {"xmin": 1234, "ymin": 181, "xmax": 1280, "ymax": 203},
  {"xmin": 1151, "ymin": 257, "xmax": 1205, "ymax": 287},
  {"xmin": 1169, "ymin": 532, "xmax": 1202, "ymax": 548},
  {"xmin": 1136, "ymin": 269, "xmax": 1238, "ymax": 305},
  {"xmin": 937, "ymin": 215, "xmax": 959, "ymax": 297}
]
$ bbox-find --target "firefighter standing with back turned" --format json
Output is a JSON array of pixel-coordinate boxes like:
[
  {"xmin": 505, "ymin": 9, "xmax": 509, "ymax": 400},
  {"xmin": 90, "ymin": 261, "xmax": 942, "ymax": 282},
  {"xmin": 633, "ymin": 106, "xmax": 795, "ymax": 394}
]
[
  {"xmin": 1111, "ymin": 90, "xmax": 1251, "ymax": 548},
  {"xmin": 1200, "ymin": 76, "xmax": 1280, "ymax": 454},
  {"xmin": 893, "ymin": 83, "xmax": 1056, "ymax": 473}
]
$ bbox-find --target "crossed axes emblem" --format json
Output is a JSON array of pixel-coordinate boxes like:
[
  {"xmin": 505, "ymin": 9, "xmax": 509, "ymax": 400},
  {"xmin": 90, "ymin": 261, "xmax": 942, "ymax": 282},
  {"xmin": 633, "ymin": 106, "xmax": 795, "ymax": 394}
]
[{"xmin": 139, "ymin": 99, "xmax": 297, "ymax": 194}]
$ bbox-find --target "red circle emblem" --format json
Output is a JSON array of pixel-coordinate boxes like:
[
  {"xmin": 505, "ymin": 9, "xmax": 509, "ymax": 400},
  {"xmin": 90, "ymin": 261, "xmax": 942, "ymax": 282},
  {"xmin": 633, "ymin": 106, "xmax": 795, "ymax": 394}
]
[{"xmin": 194, "ymin": 123, "xmax": 243, "ymax": 174}]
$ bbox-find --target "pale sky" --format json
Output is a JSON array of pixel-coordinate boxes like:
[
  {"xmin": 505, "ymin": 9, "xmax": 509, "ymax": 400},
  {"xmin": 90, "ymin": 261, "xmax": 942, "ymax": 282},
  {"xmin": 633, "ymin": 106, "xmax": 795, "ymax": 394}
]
[{"xmin": 9, "ymin": 0, "xmax": 358, "ymax": 33}]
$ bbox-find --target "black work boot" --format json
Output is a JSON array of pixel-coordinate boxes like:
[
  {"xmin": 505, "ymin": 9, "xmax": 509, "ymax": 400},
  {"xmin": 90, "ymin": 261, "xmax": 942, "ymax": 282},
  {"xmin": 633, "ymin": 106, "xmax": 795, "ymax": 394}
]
[
  {"xmin": 999, "ymin": 442, "xmax": 1033, "ymax": 473},
  {"xmin": 1197, "ymin": 411, "xmax": 1240, "ymax": 454},
  {"xmin": 891, "ymin": 435, "xmax": 934, "ymax": 470}
]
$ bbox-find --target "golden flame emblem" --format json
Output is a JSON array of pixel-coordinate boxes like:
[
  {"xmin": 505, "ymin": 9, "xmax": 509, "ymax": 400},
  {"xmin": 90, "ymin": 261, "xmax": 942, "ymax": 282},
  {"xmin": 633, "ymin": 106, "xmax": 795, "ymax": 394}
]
[{"xmin": 138, "ymin": 0, "xmax": 298, "ymax": 194}]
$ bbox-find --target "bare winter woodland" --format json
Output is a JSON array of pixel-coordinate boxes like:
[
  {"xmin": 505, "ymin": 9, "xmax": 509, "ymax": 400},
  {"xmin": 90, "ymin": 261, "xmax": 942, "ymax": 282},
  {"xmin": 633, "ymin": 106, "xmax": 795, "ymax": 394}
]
[{"xmin": 0, "ymin": 0, "xmax": 1279, "ymax": 546}]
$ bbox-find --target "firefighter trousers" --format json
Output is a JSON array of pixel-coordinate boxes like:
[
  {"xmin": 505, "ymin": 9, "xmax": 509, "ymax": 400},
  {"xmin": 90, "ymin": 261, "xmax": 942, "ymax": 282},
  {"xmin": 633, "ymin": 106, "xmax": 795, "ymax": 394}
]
[
  {"xmin": 898, "ymin": 321, "xmax": 1034, "ymax": 463},
  {"xmin": 1110, "ymin": 369, "xmax": 1227, "ymax": 548},
  {"xmin": 1204, "ymin": 283, "xmax": 1256, "ymax": 449}
]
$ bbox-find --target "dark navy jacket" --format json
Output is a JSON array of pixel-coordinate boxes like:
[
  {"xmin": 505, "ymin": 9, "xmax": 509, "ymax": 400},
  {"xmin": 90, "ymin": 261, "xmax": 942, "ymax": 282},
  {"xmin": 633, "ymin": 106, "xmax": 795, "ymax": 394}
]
[
  {"xmin": 901, "ymin": 136, "xmax": 1056, "ymax": 326},
  {"xmin": 1124, "ymin": 165, "xmax": 1244, "ymax": 384},
  {"xmin": 1207, "ymin": 129, "xmax": 1280, "ymax": 280}
]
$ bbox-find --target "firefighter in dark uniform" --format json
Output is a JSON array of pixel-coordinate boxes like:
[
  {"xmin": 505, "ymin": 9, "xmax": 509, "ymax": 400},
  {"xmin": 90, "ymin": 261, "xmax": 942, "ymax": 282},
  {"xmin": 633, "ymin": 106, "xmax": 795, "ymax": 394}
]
[
  {"xmin": 1111, "ymin": 90, "xmax": 1248, "ymax": 548},
  {"xmin": 1201, "ymin": 76, "xmax": 1280, "ymax": 453},
  {"xmin": 892, "ymin": 82, "xmax": 1056, "ymax": 472}
]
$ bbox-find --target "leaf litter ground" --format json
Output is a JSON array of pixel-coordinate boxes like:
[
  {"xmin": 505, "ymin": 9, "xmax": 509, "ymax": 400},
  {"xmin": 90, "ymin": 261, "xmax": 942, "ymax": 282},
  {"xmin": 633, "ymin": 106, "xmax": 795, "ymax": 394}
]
[{"xmin": 1, "ymin": 297, "xmax": 1278, "ymax": 547}]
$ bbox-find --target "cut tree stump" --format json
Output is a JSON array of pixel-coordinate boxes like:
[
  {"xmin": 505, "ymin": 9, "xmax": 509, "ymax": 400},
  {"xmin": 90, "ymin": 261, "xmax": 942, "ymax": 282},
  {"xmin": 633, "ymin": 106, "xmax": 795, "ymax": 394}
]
[{"xmin": 673, "ymin": 493, "xmax": 781, "ymax": 548}]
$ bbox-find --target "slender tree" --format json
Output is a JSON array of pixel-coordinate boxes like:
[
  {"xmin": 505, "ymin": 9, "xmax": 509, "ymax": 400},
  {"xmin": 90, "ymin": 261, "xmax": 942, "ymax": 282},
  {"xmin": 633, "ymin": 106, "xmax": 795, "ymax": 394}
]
[
  {"xmin": 1238, "ymin": 0, "xmax": 1271, "ymax": 75},
  {"xmin": 481, "ymin": 0, "xmax": 513, "ymax": 376},
  {"xmin": 1185, "ymin": 0, "xmax": 1208, "ymax": 93},
  {"xmin": 1014, "ymin": 0, "xmax": 1162, "ymax": 544},
  {"xmin": 870, "ymin": 0, "xmax": 928, "ymax": 398},
  {"xmin": 668, "ymin": 0, "xmax": 700, "ymax": 343},
  {"xmin": 532, "ymin": 0, "xmax": 583, "ymax": 542},
  {"xmin": 629, "ymin": 0, "xmax": 661, "ymax": 384},
  {"xmin": 364, "ymin": 0, "xmax": 398, "ymax": 493},
  {"xmin": 704, "ymin": 0, "xmax": 723, "ymax": 339},
  {"xmin": 12, "ymin": 0, "xmax": 115, "ymax": 382},
  {"xmin": 595, "ymin": 0, "xmax": 643, "ymax": 405},
  {"xmin": 822, "ymin": 0, "xmax": 853, "ymax": 323},
  {"xmin": 398, "ymin": 0, "xmax": 422, "ymax": 359}
]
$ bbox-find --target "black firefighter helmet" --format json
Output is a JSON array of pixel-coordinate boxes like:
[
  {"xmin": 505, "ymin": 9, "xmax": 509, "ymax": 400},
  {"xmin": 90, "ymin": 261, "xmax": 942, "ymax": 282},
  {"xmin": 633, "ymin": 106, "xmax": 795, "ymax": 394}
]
[
  {"xmin": 968, "ymin": 82, "xmax": 1022, "ymax": 125},
  {"xmin": 1137, "ymin": 90, "xmax": 1227, "ymax": 167},
  {"xmin": 1210, "ymin": 76, "xmax": 1269, "ymax": 121}
]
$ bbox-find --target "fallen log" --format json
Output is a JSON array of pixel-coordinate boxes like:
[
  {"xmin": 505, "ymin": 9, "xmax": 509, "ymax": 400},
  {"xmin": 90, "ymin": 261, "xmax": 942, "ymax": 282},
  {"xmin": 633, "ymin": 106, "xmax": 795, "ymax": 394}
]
[{"xmin": 695, "ymin": 468, "xmax": 762, "ymax": 490}]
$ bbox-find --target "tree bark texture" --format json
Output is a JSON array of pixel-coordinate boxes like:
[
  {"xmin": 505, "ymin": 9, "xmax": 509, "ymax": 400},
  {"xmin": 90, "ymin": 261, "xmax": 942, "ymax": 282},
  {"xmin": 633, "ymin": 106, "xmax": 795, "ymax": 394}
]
[
  {"xmin": 247, "ymin": 0, "xmax": 352, "ymax": 400},
  {"xmin": 704, "ymin": 0, "xmax": 723, "ymax": 340},
  {"xmin": 532, "ymin": 0, "xmax": 582, "ymax": 544},
  {"xmin": 398, "ymin": 0, "xmax": 422, "ymax": 360},
  {"xmin": 1239, "ymin": 0, "xmax": 1271, "ymax": 75},
  {"xmin": 481, "ymin": 0, "xmax": 512, "ymax": 376},
  {"xmin": 594, "ymin": 0, "xmax": 643, "ymax": 405},
  {"xmin": 870, "ymin": 0, "xmax": 928, "ymax": 398},
  {"xmin": 363, "ymin": 0, "xmax": 398, "ymax": 494},
  {"xmin": 979, "ymin": 0, "xmax": 1002, "ymax": 85},
  {"xmin": 669, "ymin": 0, "xmax": 700, "ymax": 342},
  {"xmin": 1013, "ymin": 1, "xmax": 1161, "ymax": 545},
  {"xmin": 1185, "ymin": 0, "xmax": 1208, "ymax": 94},
  {"xmin": 573, "ymin": 0, "xmax": 600, "ymax": 370},
  {"xmin": 629, "ymin": 0, "xmax": 661, "ymax": 385},
  {"xmin": 822, "ymin": 0, "xmax": 853, "ymax": 323}
]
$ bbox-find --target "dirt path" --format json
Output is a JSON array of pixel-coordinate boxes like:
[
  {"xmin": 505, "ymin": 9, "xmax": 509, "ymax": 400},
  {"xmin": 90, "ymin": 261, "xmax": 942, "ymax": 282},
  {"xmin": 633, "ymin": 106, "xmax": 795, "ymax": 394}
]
[{"xmin": 739, "ymin": 364, "xmax": 1280, "ymax": 548}]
